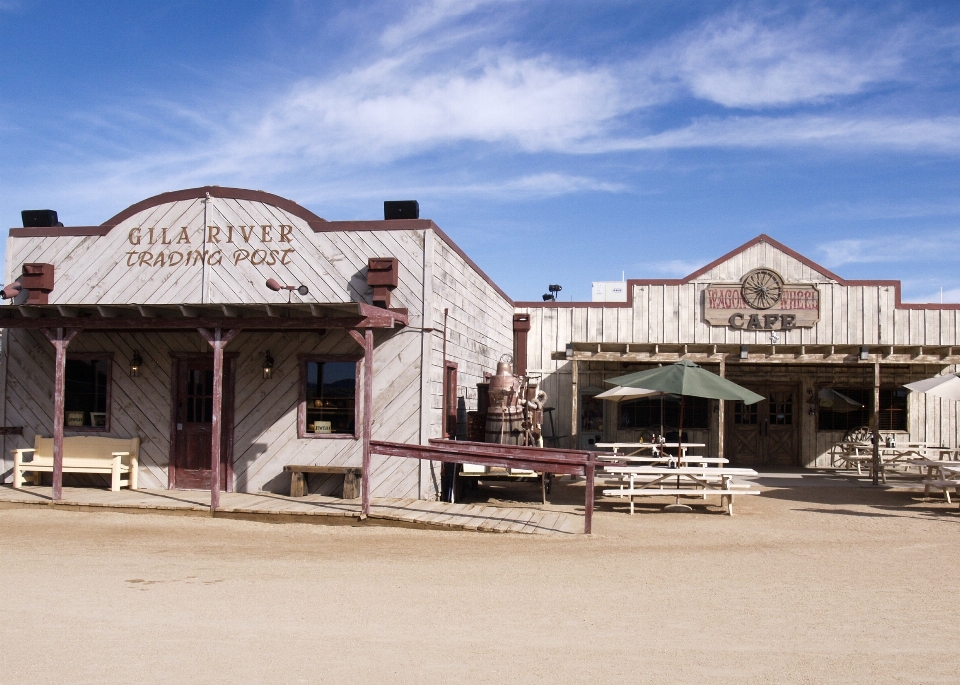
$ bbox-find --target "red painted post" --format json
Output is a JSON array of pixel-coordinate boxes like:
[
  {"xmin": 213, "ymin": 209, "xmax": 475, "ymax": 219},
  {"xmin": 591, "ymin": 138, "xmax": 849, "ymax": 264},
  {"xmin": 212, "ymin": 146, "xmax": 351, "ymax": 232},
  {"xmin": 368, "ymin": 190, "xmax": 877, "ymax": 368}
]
[
  {"xmin": 584, "ymin": 459, "xmax": 595, "ymax": 535},
  {"xmin": 43, "ymin": 327, "xmax": 78, "ymax": 501},
  {"xmin": 362, "ymin": 328, "xmax": 374, "ymax": 518},
  {"xmin": 199, "ymin": 328, "xmax": 238, "ymax": 514}
]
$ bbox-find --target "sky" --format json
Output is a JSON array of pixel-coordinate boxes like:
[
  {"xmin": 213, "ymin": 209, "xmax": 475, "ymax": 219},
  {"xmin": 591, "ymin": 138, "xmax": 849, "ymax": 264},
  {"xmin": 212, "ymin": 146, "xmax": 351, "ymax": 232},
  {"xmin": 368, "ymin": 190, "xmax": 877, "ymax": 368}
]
[{"xmin": 3, "ymin": 0, "xmax": 960, "ymax": 302}]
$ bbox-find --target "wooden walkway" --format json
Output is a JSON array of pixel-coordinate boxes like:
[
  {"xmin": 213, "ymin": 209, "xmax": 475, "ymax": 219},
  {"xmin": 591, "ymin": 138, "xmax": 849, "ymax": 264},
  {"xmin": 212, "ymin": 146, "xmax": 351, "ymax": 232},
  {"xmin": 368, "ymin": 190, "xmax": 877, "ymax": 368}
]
[{"xmin": 0, "ymin": 486, "xmax": 578, "ymax": 535}]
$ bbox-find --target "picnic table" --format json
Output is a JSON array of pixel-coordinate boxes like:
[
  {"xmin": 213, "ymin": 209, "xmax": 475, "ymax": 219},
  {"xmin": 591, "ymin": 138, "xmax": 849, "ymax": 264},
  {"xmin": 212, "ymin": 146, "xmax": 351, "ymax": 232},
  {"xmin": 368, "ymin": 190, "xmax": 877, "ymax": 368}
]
[
  {"xmin": 910, "ymin": 459, "xmax": 960, "ymax": 503},
  {"xmin": 601, "ymin": 465, "xmax": 759, "ymax": 515},
  {"xmin": 596, "ymin": 454, "xmax": 728, "ymax": 467},
  {"xmin": 595, "ymin": 442, "xmax": 706, "ymax": 458}
]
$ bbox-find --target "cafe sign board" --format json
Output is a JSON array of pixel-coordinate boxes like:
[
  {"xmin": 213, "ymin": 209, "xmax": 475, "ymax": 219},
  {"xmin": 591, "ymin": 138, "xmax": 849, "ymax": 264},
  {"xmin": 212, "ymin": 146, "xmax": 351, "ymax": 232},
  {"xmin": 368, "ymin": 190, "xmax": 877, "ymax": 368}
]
[{"xmin": 704, "ymin": 268, "xmax": 820, "ymax": 330}]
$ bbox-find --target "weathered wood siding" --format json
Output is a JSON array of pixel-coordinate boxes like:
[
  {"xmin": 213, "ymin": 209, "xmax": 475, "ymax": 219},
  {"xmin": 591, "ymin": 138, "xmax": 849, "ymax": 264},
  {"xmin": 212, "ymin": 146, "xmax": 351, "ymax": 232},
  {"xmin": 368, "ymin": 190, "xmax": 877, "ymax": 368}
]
[
  {"xmin": 0, "ymin": 327, "xmax": 424, "ymax": 496},
  {"xmin": 519, "ymin": 239, "xmax": 960, "ymax": 460},
  {"xmin": 2, "ymin": 194, "xmax": 516, "ymax": 498}
]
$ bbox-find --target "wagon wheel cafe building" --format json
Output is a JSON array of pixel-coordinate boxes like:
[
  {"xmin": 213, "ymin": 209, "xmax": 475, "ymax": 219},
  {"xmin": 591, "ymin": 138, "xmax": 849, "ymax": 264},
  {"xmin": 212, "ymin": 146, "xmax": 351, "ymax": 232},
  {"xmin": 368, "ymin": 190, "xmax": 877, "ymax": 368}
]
[{"xmin": 2, "ymin": 187, "xmax": 959, "ymax": 501}]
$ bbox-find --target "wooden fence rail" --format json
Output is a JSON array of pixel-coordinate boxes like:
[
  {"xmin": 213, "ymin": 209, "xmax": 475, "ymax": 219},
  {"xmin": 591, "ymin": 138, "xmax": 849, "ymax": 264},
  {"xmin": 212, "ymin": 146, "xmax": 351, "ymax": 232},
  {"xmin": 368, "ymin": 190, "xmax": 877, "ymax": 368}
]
[{"xmin": 370, "ymin": 439, "xmax": 597, "ymax": 534}]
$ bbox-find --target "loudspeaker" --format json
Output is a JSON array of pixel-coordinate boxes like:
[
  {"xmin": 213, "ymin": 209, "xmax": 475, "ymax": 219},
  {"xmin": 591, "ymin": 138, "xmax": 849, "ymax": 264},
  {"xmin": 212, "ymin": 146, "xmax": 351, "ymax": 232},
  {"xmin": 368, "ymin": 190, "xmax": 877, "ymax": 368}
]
[
  {"xmin": 383, "ymin": 200, "xmax": 419, "ymax": 220},
  {"xmin": 21, "ymin": 210, "xmax": 62, "ymax": 228}
]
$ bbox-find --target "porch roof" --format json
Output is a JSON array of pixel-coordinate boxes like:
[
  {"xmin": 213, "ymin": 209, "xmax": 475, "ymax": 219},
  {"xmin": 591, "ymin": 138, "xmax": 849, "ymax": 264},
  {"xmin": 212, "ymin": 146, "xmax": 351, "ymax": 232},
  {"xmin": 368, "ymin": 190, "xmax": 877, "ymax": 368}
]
[
  {"xmin": 0, "ymin": 302, "xmax": 408, "ymax": 331},
  {"xmin": 557, "ymin": 342, "xmax": 960, "ymax": 365}
]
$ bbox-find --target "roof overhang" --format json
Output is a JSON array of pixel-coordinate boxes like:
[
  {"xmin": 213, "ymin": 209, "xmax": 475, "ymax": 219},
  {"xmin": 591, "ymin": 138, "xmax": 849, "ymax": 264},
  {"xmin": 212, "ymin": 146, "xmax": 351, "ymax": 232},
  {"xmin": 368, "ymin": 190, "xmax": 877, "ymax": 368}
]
[
  {"xmin": 0, "ymin": 302, "xmax": 408, "ymax": 331},
  {"xmin": 557, "ymin": 342, "xmax": 960, "ymax": 365}
]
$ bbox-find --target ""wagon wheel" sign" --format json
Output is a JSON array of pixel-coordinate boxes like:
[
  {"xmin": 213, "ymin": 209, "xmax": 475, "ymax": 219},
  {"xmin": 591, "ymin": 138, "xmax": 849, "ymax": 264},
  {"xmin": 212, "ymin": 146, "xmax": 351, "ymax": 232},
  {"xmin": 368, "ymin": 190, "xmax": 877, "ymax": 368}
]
[{"xmin": 740, "ymin": 269, "xmax": 783, "ymax": 310}]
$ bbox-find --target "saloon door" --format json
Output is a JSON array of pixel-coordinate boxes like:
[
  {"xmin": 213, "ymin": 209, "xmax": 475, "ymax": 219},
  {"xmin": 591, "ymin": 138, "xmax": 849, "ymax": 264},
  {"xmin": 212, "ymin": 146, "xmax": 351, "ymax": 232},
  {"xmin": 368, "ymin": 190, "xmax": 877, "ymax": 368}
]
[{"xmin": 726, "ymin": 384, "xmax": 799, "ymax": 468}]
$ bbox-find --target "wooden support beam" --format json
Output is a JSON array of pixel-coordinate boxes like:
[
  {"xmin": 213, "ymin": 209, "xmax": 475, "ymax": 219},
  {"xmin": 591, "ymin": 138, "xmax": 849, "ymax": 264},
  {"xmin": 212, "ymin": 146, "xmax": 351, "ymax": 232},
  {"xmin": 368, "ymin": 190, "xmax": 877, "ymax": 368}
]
[
  {"xmin": 571, "ymin": 359, "xmax": 579, "ymax": 451},
  {"xmin": 872, "ymin": 362, "xmax": 881, "ymax": 487},
  {"xmin": 349, "ymin": 328, "xmax": 375, "ymax": 518},
  {"xmin": 41, "ymin": 327, "xmax": 79, "ymax": 501},
  {"xmin": 198, "ymin": 327, "xmax": 239, "ymax": 513},
  {"xmin": 718, "ymin": 355, "xmax": 726, "ymax": 462}
]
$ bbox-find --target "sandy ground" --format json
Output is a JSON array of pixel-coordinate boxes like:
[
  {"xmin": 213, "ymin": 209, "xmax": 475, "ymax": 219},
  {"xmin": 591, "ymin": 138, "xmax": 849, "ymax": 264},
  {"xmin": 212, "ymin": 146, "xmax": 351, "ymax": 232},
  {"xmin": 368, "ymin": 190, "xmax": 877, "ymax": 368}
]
[{"xmin": 2, "ymin": 473, "xmax": 959, "ymax": 685}]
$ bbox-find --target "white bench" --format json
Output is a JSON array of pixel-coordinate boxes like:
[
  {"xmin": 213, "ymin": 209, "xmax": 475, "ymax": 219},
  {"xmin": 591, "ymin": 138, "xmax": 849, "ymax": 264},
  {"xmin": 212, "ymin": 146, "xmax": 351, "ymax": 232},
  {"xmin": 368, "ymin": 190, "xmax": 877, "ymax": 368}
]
[{"xmin": 13, "ymin": 436, "xmax": 140, "ymax": 491}]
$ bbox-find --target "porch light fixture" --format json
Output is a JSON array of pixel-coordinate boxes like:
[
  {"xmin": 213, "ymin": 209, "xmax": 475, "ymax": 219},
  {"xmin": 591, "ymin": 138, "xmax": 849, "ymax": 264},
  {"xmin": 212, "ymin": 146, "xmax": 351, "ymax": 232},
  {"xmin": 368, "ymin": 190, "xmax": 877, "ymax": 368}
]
[
  {"xmin": 740, "ymin": 345, "xmax": 749, "ymax": 360},
  {"xmin": 130, "ymin": 350, "xmax": 143, "ymax": 377},
  {"xmin": 263, "ymin": 350, "xmax": 274, "ymax": 379},
  {"xmin": 266, "ymin": 278, "xmax": 309, "ymax": 303},
  {"xmin": 860, "ymin": 346, "xmax": 870, "ymax": 360}
]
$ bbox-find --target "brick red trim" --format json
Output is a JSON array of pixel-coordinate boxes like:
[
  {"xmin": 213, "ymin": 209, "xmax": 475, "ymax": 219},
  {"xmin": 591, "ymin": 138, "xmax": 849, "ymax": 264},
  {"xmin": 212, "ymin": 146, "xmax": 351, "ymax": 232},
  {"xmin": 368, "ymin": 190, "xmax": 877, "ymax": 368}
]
[{"xmin": 516, "ymin": 234, "xmax": 960, "ymax": 312}]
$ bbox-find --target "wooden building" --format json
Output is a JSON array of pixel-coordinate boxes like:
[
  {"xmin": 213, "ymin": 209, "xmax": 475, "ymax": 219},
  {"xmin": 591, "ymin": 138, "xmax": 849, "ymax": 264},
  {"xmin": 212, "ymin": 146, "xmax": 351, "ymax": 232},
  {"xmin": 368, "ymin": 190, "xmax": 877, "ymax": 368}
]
[
  {"xmin": 0, "ymin": 187, "xmax": 513, "ymax": 499},
  {"xmin": 515, "ymin": 235, "xmax": 960, "ymax": 467}
]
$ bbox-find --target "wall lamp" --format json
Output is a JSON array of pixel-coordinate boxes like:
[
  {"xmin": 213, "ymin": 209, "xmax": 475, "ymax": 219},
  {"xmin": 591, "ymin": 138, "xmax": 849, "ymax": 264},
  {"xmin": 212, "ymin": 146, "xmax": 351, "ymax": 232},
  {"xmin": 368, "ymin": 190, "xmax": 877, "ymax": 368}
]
[
  {"xmin": 860, "ymin": 346, "xmax": 870, "ymax": 360},
  {"xmin": 266, "ymin": 278, "xmax": 309, "ymax": 303},
  {"xmin": 740, "ymin": 345, "xmax": 749, "ymax": 360},
  {"xmin": 263, "ymin": 350, "xmax": 274, "ymax": 380},
  {"xmin": 130, "ymin": 350, "xmax": 143, "ymax": 378}
]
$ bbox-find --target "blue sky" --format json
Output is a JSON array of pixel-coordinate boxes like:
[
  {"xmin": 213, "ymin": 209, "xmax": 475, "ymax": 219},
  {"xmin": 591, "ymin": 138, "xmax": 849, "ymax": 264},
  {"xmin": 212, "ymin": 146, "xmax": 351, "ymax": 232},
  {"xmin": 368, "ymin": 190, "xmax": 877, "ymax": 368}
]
[{"xmin": 3, "ymin": 1, "xmax": 960, "ymax": 302}]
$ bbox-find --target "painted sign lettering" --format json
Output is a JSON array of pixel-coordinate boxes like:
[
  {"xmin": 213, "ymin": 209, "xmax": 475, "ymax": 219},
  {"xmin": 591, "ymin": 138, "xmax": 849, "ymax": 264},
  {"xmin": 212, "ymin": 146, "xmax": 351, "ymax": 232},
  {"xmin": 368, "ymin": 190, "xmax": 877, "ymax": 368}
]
[{"xmin": 122, "ymin": 224, "xmax": 297, "ymax": 268}]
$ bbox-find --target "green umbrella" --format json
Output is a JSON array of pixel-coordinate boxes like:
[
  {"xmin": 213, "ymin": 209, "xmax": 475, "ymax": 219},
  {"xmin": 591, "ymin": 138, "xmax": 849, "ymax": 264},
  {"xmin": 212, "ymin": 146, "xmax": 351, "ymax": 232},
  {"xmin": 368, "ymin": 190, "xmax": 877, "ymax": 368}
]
[{"xmin": 605, "ymin": 360, "xmax": 764, "ymax": 460}]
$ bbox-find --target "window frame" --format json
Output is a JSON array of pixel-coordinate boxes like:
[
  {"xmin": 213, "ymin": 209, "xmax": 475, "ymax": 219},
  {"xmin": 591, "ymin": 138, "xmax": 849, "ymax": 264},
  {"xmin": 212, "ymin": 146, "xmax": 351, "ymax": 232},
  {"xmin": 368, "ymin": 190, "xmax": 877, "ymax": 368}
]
[
  {"xmin": 816, "ymin": 385, "xmax": 909, "ymax": 433},
  {"xmin": 63, "ymin": 352, "xmax": 113, "ymax": 433},
  {"xmin": 297, "ymin": 354, "xmax": 362, "ymax": 439}
]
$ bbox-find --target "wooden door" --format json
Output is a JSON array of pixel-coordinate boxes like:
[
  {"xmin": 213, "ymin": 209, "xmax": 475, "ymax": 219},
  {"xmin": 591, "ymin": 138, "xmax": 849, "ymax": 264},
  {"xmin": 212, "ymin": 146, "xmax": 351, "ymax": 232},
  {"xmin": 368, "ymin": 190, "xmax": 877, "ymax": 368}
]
[
  {"xmin": 726, "ymin": 384, "xmax": 799, "ymax": 467},
  {"xmin": 172, "ymin": 357, "xmax": 233, "ymax": 490}
]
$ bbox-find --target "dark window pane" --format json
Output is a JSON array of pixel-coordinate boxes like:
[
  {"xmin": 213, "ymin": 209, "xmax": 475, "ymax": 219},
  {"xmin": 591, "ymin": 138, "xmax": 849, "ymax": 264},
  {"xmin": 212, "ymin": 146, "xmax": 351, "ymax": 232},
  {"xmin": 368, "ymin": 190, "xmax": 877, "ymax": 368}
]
[
  {"xmin": 64, "ymin": 358, "xmax": 109, "ymax": 429},
  {"xmin": 817, "ymin": 387, "xmax": 906, "ymax": 433},
  {"xmin": 304, "ymin": 361, "xmax": 357, "ymax": 435},
  {"xmin": 619, "ymin": 395, "xmax": 709, "ymax": 431}
]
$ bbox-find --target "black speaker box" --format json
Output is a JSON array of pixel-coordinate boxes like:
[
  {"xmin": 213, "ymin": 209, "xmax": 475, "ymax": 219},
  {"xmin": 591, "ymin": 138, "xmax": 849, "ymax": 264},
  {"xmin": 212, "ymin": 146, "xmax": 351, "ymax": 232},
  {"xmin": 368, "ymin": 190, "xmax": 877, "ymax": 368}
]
[
  {"xmin": 383, "ymin": 200, "xmax": 419, "ymax": 220},
  {"xmin": 21, "ymin": 210, "xmax": 62, "ymax": 228}
]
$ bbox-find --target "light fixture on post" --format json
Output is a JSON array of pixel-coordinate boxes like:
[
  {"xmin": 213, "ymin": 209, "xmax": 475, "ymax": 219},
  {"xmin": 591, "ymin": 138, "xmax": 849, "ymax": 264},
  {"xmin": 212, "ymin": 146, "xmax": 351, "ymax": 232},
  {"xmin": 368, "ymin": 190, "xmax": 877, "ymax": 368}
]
[
  {"xmin": 130, "ymin": 350, "xmax": 143, "ymax": 377},
  {"xmin": 263, "ymin": 350, "xmax": 274, "ymax": 379}
]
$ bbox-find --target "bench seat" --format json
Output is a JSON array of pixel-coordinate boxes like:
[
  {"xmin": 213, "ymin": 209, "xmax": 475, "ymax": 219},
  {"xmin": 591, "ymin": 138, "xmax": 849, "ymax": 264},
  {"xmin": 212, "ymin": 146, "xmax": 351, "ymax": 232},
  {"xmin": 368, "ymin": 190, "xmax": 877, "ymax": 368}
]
[
  {"xmin": 283, "ymin": 464, "xmax": 362, "ymax": 499},
  {"xmin": 13, "ymin": 436, "xmax": 140, "ymax": 491},
  {"xmin": 923, "ymin": 478, "xmax": 960, "ymax": 503},
  {"xmin": 602, "ymin": 486, "xmax": 758, "ymax": 515}
]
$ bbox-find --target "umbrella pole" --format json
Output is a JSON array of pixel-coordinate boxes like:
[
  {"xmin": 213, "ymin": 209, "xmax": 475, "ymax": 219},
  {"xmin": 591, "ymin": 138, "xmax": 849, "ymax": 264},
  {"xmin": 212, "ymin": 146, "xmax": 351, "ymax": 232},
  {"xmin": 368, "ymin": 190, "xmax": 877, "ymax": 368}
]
[{"xmin": 676, "ymin": 396, "xmax": 685, "ymax": 500}]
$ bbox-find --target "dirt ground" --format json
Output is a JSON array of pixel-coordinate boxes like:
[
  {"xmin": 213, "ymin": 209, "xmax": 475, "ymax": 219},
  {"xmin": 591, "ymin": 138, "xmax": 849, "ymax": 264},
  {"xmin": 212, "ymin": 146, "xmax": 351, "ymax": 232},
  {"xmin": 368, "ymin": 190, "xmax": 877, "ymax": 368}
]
[{"xmin": 2, "ymin": 473, "xmax": 959, "ymax": 685}]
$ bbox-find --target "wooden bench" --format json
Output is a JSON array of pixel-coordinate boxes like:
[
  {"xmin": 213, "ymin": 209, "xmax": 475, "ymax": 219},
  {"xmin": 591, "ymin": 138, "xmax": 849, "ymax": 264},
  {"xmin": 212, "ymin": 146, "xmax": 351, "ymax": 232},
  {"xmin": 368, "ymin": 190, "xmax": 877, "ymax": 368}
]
[
  {"xmin": 283, "ymin": 465, "xmax": 362, "ymax": 499},
  {"xmin": 13, "ymin": 436, "xmax": 140, "ymax": 491},
  {"xmin": 923, "ymin": 478, "xmax": 960, "ymax": 503}
]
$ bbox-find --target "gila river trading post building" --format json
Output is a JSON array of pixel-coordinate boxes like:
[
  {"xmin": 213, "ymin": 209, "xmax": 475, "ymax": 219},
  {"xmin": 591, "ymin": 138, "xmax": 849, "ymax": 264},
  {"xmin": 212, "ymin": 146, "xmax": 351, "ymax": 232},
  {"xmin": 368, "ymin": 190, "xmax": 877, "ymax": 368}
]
[{"xmin": 2, "ymin": 188, "xmax": 959, "ymax": 503}]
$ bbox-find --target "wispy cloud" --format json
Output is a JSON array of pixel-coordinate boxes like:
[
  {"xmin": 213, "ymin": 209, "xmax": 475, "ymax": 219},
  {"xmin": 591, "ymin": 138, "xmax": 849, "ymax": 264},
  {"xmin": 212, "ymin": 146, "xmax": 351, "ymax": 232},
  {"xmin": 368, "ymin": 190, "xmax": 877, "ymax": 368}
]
[
  {"xmin": 817, "ymin": 232, "xmax": 960, "ymax": 267},
  {"xmin": 657, "ymin": 9, "xmax": 906, "ymax": 108}
]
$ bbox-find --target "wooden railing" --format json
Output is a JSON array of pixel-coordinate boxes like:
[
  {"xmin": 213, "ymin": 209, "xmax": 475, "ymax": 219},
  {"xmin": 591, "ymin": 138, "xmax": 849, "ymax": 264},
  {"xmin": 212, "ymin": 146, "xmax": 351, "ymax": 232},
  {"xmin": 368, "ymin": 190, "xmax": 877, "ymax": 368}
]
[{"xmin": 370, "ymin": 439, "xmax": 597, "ymax": 534}]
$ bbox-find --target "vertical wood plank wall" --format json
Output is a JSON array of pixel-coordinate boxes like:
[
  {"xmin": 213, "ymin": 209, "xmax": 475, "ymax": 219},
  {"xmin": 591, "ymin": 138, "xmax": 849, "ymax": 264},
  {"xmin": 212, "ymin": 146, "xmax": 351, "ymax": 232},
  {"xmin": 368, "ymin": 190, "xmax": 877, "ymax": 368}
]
[{"xmin": 518, "ymin": 241, "xmax": 960, "ymax": 463}]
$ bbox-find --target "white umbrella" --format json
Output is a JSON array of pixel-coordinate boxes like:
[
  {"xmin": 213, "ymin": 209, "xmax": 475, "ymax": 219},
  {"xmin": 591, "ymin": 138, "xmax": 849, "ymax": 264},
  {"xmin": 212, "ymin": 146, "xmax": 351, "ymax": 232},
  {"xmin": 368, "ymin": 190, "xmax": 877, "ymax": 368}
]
[
  {"xmin": 595, "ymin": 386, "xmax": 666, "ymax": 402},
  {"xmin": 905, "ymin": 374, "xmax": 960, "ymax": 401}
]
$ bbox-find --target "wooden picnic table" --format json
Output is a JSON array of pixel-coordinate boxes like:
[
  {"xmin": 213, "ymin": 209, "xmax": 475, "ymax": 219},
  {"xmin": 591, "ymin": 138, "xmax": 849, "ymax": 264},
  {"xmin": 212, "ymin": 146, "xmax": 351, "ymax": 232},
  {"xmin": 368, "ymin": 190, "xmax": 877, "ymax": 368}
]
[
  {"xmin": 595, "ymin": 442, "xmax": 706, "ymax": 458},
  {"xmin": 596, "ymin": 454, "xmax": 728, "ymax": 466},
  {"xmin": 601, "ymin": 465, "xmax": 758, "ymax": 515},
  {"xmin": 910, "ymin": 459, "xmax": 960, "ymax": 503}
]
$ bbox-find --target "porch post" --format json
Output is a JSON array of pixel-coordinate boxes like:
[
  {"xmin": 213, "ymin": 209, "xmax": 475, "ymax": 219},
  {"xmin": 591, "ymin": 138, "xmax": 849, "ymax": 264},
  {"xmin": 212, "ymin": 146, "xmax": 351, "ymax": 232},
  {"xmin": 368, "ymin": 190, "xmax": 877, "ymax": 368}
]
[
  {"xmin": 362, "ymin": 328, "xmax": 374, "ymax": 518},
  {"xmin": 349, "ymin": 328, "xmax": 375, "ymax": 518},
  {"xmin": 571, "ymin": 359, "xmax": 579, "ymax": 451},
  {"xmin": 42, "ymin": 327, "xmax": 79, "ymax": 501},
  {"xmin": 718, "ymin": 355, "xmax": 726, "ymax": 461},
  {"xmin": 872, "ymin": 361, "xmax": 881, "ymax": 486},
  {"xmin": 199, "ymin": 328, "xmax": 239, "ymax": 513}
]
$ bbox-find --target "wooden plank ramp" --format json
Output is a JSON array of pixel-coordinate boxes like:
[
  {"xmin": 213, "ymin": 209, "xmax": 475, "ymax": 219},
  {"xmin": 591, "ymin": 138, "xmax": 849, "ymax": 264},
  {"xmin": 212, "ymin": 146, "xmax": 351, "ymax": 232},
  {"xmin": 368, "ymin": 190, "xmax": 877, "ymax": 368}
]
[{"xmin": 0, "ymin": 486, "xmax": 578, "ymax": 535}]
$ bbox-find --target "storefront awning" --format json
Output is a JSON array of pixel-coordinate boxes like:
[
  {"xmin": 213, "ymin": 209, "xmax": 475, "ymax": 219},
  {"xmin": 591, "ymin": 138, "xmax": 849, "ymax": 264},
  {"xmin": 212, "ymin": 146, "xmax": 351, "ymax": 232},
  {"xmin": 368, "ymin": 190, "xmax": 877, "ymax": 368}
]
[
  {"xmin": 557, "ymin": 342, "xmax": 960, "ymax": 365},
  {"xmin": 0, "ymin": 302, "xmax": 407, "ymax": 331}
]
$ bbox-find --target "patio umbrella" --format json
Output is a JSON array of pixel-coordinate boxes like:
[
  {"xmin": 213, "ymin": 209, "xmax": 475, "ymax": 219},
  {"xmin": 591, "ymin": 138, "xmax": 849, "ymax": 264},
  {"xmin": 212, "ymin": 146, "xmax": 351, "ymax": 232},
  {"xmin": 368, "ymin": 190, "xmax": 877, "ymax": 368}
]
[
  {"xmin": 595, "ymin": 386, "xmax": 664, "ymax": 401},
  {"xmin": 818, "ymin": 388, "xmax": 864, "ymax": 412},
  {"xmin": 905, "ymin": 374, "xmax": 960, "ymax": 401},
  {"xmin": 605, "ymin": 360, "xmax": 764, "ymax": 459}
]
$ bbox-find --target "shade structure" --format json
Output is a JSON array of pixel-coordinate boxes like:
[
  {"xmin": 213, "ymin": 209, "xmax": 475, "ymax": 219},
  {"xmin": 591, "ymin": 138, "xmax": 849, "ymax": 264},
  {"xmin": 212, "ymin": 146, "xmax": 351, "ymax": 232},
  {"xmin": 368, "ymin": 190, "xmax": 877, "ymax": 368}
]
[
  {"xmin": 604, "ymin": 359, "xmax": 764, "ymax": 404},
  {"xmin": 818, "ymin": 387, "xmax": 864, "ymax": 412},
  {"xmin": 595, "ymin": 386, "xmax": 666, "ymax": 402},
  {"xmin": 905, "ymin": 374, "xmax": 960, "ymax": 401}
]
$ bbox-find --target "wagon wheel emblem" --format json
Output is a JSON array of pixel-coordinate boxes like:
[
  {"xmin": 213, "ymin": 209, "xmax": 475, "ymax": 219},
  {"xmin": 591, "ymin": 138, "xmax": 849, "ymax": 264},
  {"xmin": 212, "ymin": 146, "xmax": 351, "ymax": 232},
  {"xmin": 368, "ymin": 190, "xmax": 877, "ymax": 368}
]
[{"xmin": 741, "ymin": 269, "xmax": 783, "ymax": 310}]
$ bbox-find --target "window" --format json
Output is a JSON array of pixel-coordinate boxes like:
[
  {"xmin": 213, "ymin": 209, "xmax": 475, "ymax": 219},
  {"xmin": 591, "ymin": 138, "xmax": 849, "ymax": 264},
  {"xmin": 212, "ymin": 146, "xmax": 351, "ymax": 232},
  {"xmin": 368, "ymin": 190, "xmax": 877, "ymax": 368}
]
[
  {"xmin": 299, "ymin": 357, "xmax": 359, "ymax": 438},
  {"xmin": 619, "ymin": 395, "xmax": 710, "ymax": 431},
  {"xmin": 64, "ymin": 356, "xmax": 111, "ymax": 431},
  {"xmin": 817, "ymin": 387, "xmax": 907, "ymax": 432}
]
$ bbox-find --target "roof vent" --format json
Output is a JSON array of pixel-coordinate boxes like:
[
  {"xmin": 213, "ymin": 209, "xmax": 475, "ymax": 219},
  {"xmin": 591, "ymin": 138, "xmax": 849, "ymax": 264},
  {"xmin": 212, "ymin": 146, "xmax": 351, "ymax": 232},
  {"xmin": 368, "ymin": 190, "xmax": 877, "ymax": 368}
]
[
  {"xmin": 21, "ymin": 210, "xmax": 63, "ymax": 228},
  {"xmin": 384, "ymin": 200, "xmax": 419, "ymax": 220}
]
